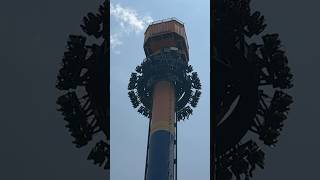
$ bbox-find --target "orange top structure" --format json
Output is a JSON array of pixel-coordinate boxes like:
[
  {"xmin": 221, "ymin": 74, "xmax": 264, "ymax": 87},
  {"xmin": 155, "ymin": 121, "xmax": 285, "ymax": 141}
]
[{"xmin": 143, "ymin": 18, "xmax": 189, "ymax": 62}]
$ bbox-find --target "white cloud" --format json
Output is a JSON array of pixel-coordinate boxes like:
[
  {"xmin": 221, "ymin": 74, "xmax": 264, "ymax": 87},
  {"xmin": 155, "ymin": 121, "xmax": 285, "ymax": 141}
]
[
  {"xmin": 110, "ymin": 2, "xmax": 153, "ymax": 52},
  {"xmin": 110, "ymin": 3, "xmax": 153, "ymax": 33},
  {"xmin": 110, "ymin": 33, "xmax": 123, "ymax": 49}
]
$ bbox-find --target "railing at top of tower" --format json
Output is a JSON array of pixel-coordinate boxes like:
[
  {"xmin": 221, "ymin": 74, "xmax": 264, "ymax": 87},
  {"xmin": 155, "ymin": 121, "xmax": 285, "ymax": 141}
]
[{"xmin": 149, "ymin": 17, "xmax": 184, "ymax": 26}]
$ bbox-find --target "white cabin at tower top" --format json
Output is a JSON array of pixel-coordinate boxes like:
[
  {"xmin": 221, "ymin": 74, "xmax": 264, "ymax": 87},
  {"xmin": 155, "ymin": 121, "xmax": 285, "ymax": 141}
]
[{"xmin": 143, "ymin": 17, "xmax": 189, "ymax": 63}]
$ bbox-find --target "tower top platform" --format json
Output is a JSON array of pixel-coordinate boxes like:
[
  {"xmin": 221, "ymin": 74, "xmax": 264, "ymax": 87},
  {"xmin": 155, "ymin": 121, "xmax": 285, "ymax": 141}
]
[{"xmin": 143, "ymin": 17, "xmax": 189, "ymax": 62}]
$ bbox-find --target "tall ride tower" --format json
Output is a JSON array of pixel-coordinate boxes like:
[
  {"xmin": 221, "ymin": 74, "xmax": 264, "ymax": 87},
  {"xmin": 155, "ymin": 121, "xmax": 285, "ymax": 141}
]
[{"xmin": 128, "ymin": 18, "xmax": 202, "ymax": 180}]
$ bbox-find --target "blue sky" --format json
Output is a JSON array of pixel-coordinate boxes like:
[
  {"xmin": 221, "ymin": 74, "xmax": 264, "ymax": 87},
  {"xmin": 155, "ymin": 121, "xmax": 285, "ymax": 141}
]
[{"xmin": 110, "ymin": 1, "xmax": 210, "ymax": 179}]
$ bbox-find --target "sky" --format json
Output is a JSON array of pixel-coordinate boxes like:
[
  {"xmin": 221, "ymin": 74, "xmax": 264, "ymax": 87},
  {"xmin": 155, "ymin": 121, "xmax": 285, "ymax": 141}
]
[{"xmin": 110, "ymin": 0, "xmax": 210, "ymax": 180}]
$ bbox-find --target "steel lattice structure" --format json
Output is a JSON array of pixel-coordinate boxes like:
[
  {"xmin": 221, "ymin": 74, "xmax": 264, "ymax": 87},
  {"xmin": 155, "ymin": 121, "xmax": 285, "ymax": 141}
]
[
  {"xmin": 56, "ymin": 1, "xmax": 110, "ymax": 170},
  {"xmin": 214, "ymin": 0, "xmax": 293, "ymax": 179}
]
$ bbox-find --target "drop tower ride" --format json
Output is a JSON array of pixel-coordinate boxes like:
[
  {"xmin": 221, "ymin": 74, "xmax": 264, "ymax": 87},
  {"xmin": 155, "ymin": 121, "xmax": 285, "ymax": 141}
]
[{"xmin": 128, "ymin": 18, "xmax": 202, "ymax": 180}]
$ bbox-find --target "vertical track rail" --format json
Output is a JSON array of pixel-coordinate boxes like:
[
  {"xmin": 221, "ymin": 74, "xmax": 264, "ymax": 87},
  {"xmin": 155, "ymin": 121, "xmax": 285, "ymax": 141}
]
[
  {"xmin": 175, "ymin": 118, "xmax": 177, "ymax": 180},
  {"xmin": 144, "ymin": 118, "xmax": 151, "ymax": 180}
]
